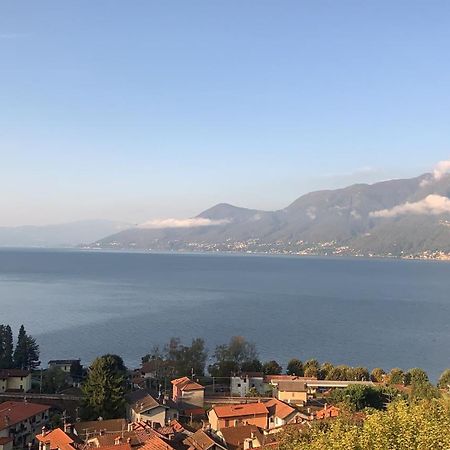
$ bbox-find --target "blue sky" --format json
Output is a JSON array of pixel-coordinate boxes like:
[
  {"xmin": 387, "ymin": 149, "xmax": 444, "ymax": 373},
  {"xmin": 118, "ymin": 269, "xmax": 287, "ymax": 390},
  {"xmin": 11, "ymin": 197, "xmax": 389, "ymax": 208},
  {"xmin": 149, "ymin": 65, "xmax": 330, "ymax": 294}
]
[{"xmin": 1, "ymin": 1, "xmax": 450, "ymax": 226}]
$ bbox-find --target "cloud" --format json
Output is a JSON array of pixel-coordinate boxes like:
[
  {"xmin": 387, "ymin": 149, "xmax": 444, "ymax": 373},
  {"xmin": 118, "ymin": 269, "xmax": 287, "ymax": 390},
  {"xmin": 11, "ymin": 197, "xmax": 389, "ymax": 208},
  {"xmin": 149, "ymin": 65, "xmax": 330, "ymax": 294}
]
[
  {"xmin": 420, "ymin": 159, "xmax": 450, "ymax": 186},
  {"xmin": 370, "ymin": 195, "xmax": 450, "ymax": 218},
  {"xmin": 137, "ymin": 217, "xmax": 230, "ymax": 229},
  {"xmin": 306, "ymin": 207, "xmax": 317, "ymax": 220}
]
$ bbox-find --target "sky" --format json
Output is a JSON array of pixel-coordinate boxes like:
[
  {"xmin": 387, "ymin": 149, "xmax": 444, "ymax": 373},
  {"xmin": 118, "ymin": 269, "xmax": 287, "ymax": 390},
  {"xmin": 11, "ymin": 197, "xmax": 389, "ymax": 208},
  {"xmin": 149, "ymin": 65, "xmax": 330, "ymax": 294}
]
[{"xmin": 1, "ymin": 1, "xmax": 450, "ymax": 227}]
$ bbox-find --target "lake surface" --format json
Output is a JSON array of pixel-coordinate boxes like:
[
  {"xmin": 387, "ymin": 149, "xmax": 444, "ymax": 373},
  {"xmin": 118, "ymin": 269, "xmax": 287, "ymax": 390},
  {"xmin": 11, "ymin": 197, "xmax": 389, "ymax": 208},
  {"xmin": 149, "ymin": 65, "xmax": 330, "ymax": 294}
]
[{"xmin": 0, "ymin": 248, "xmax": 449, "ymax": 381}]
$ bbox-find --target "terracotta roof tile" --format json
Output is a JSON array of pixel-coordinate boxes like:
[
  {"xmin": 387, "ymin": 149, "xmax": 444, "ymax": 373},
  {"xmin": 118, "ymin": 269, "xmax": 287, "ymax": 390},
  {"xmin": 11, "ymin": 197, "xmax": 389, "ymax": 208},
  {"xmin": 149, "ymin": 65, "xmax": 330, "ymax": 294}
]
[
  {"xmin": 264, "ymin": 399, "xmax": 296, "ymax": 420},
  {"xmin": 0, "ymin": 401, "xmax": 50, "ymax": 430},
  {"xmin": 211, "ymin": 403, "xmax": 268, "ymax": 419},
  {"xmin": 171, "ymin": 377, "xmax": 204, "ymax": 392}
]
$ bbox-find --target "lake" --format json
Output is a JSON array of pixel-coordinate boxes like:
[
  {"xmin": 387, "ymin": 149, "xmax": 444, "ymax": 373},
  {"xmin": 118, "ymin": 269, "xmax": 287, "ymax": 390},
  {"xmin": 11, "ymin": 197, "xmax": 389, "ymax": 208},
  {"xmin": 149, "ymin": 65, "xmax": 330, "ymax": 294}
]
[{"xmin": 0, "ymin": 248, "xmax": 449, "ymax": 381}]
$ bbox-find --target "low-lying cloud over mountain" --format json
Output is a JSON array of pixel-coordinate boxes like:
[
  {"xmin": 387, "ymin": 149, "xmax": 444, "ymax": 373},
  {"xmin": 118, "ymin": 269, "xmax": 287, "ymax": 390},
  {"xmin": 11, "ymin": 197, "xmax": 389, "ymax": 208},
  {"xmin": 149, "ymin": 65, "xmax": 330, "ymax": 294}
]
[{"xmin": 93, "ymin": 161, "xmax": 450, "ymax": 257}]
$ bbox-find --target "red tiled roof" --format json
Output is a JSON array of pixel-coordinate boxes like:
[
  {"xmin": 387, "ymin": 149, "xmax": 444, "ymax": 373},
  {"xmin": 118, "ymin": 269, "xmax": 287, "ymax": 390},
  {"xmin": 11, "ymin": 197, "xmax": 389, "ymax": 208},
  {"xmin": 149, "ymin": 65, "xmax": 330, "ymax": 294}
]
[
  {"xmin": 90, "ymin": 444, "xmax": 132, "ymax": 450},
  {"xmin": 211, "ymin": 403, "xmax": 268, "ymax": 419},
  {"xmin": 0, "ymin": 401, "xmax": 50, "ymax": 430},
  {"xmin": 264, "ymin": 399, "xmax": 296, "ymax": 420},
  {"xmin": 171, "ymin": 377, "xmax": 204, "ymax": 391},
  {"xmin": 183, "ymin": 429, "xmax": 226, "ymax": 450},
  {"xmin": 139, "ymin": 434, "xmax": 177, "ymax": 450},
  {"xmin": 36, "ymin": 429, "xmax": 76, "ymax": 450},
  {"xmin": 73, "ymin": 418, "xmax": 127, "ymax": 439},
  {"xmin": 316, "ymin": 405, "xmax": 340, "ymax": 420}
]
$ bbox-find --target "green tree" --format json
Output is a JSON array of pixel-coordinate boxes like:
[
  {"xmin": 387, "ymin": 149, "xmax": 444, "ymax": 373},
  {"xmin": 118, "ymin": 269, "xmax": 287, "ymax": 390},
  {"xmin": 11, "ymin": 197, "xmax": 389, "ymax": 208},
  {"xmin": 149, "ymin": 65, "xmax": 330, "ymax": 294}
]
[
  {"xmin": 405, "ymin": 367, "xmax": 428, "ymax": 386},
  {"xmin": 303, "ymin": 359, "xmax": 320, "ymax": 378},
  {"xmin": 209, "ymin": 336, "xmax": 260, "ymax": 377},
  {"xmin": 42, "ymin": 367, "xmax": 68, "ymax": 394},
  {"xmin": 388, "ymin": 368, "xmax": 405, "ymax": 385},
  {"xmin": 330, "ymin": 385, "xmax": 384, "ymax": 411},
  {"xmin": 319, "ymin": 362, "xmax": 334, "ymax": 379},
  {"xmin": 371, "ymin": 367, "xmax": 386, "ymax": 382},
  {"xmin": 262, "ymin": 360, "xmax": 282, "ymax": 375},
  {"xmin": 163, "ymin": 337, "xmax": 208, "ymax": 377},
  {"xmin": 82, "ymin": 355, "xmax": 126, "ymax": 420},
  {"xmin": 13, "ymin": 325, "xmax": 40, "ymax": 370},
  {"xmin": 348, "ymin": 366, "xmax": 370, "ymax": 381},
  {"xmin": 438, "ymin": 369, "xmax": 450, "ymax": 390},
  {"xmin": 286, "ymin": 358, "xmax": 303, "ymax": 376},
  {"xmin": 0, "ymin": 325, "xmax": 14, "ymax": 369}
]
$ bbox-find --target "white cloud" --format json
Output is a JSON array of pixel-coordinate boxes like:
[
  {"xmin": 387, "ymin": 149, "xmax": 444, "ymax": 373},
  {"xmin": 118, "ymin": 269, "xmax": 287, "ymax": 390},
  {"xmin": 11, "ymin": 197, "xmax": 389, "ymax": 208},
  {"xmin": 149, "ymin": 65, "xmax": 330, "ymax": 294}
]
[
  {"xmin": 420, "ymin": 159, "xmax": 450, "ymax": 186},
  {"xmin": 370, "ymin": 195, "xmax": 450, "ymax": 218},
  {"xmin": 137, "ymin": 217, "xmax": 230, "ymax": 229}
]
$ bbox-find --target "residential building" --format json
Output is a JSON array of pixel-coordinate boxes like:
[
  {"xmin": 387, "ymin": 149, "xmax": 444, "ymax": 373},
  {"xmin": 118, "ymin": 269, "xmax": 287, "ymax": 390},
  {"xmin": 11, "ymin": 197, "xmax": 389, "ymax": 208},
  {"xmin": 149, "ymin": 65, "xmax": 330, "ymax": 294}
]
[
  {"xmin": 48, "ymin": 360, "xmax": 81, "ymax": 373},
  {"xmin": 0, "ymin": 401, "xmax": 50, "ymax": 447},
  {"xmin": 264, "ymin": 399, "xmax": 302, "ymax": 429},
  {"xmin": 0, "ymin": 437, "xmax": 13, "ymax": 450},
  {"xmin": 183, "ymin": 429, "xmax": 227, "ymax": 450},
  {"xmin": 217, "ymin": 425, "xmax": 268, "ymax": 450},
  {"xmin": 271, "ymin": 381, "xmax": 312, "ymax": 406},
  {"xmin": 125, "ymin": 390, "xmax": 178, "ymax": 426},
  {"xmin": 36, "ymin": 426, "xmax": 82, "ymax": 450},
  {"xmin": 73, "ymin": 419, "xmax": 128, "ymax": 441},
  {"xmin": 208, "ymin": 403, "xmax": 269, "ymax": 431},
  {"xmin": 230, "ymin": 374, "xmax": 265, "ymax": 397},
  {"xmin": 171, "ymin": 377, "xmax": 205, "ymax": 409},
  {"xmin": 0, "ymin": 370, "xmax": 32, "ymax": 393}
]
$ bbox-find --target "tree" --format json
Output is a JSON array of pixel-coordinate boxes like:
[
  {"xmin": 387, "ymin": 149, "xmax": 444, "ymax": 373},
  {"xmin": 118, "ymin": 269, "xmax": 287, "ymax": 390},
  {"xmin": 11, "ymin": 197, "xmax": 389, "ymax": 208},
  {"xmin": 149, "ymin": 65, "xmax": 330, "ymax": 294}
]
[
  {"xmin": 303, "ymin": 359, "xmax": 320, "ymax": 378},
  {"xmin": 348, "ymin": 366, "xmax": 370, "ymax": 381},
  {"xmin": 0, "ymin": 325, "xmax": 14, "ymax": 369},
  {"xmin": 371, "ymin": 367, "xmax": 386, "ymax": 382},
  {"xmin": 286, "ymin": 358, "xmax": 303, "ymax": 376},
  {"xmin": 319, "ymin": 362, "xmax": 334, "ymax": 379},
  {"xmin": 13, "ymin": 325, "xmax": 40, "ymax": 370},
  {"xmin": 405, "ymin": 368, "xmax": 428, "ymax": 386},
  {"xmin": 388, "ymin": 368, "xmax": 405, "ymax": 385},
  {"xmin": 438, "ymin": 369, "xmax": 450, "ymax": 390},
  {"xmin": 42, "ymin": 367, "xmax": 68, "ymax": 394},
  {"xmin": 209, "ymin": 336, "xmax": 260, "ymax": 377},
  {"xmin": 330, "ymin": 385, "xmax": 385, "ymax": 411},
  {"xmin": 82, "ymin": 355, "xmax": 126, "ymax": 420},
  {"xmin": 262, "ymin": 360, "xmax": 282, "ymax": 375}
]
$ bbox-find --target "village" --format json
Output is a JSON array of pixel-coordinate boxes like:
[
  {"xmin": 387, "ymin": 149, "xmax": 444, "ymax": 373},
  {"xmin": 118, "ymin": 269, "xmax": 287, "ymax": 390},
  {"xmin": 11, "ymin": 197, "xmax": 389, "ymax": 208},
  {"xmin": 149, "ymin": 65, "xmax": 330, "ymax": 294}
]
[{"xmin": 2, "ymin": 326, "xmax": 448, "ymax": 450}]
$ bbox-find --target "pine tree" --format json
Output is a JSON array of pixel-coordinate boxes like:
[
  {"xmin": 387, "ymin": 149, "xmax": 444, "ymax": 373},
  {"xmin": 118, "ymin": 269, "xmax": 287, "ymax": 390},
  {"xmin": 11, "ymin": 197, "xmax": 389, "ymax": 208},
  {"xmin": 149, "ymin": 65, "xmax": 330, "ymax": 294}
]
[
  {"xmin": 2, "ymin": 325, "xmax": 14, "ymax": 368},
  {"xmin": 82, "ymin": 355, "xmax": 126, "ymax": 420},
  {"xmin": 13, "ymin": 325, "xmax": 40, "ymax": 370}
]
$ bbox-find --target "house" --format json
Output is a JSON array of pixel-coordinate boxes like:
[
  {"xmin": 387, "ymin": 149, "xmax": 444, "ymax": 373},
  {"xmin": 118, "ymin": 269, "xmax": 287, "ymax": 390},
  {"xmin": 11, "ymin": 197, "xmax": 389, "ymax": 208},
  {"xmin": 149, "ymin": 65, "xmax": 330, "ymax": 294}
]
[
  {"xmin": 36, "ymin": 426, "xmax": 83, "ymax": 450},
  {"xmin": 73, "ymin": 419, "xmax": 128, "ymax": 441},
  {"xmin": 208, "ymin": 403, "xmax": 269, "ymax": 431},
  {"xmin": 126, "ymin": 390, "xmax": 178, "ymax": 426},
  {"xmin": 0, "ymin": 401, "xmax": 50, "ymax": 447},
  {"xmin": 230, "ymin": 374, "xmax": 265, "ymax": 397},
  {"xmin": 271, "ymin": 381, "xmax": 312, "ymax": 406},
  {"xmin": 315, "ymin": 405, "xmax": 340, "ymax": 420},
  {"xmin": 171, "ymin": 377, "xmax": 205, "ymax": 409},
  {"xmin": 264, "ymin": 399, "xmax": 302, "ymax": 429},
  {"xmin": 138, "ymin": 432, "xmax": 178, "ymax": 450},
  {"xmin": 48, "ymin": 360, "xmax": 81, "ymax": 373},
  {"xmin": 183, "ymin": 429, "xmax": 227, "ymax": 450},
  {"xmin": 217, "ymin": 425, "xmax": 267, "ymax": 450},
  {"xmin": 264, "ymin": 375, "xmax": 317, "ymax": 384},
  {"xmin": 0, "ymin": 437, "xmax": 13, "ymax": 450},
  {"xmin": 0, "ymin": 369, "xmax": 32, "ymax": 393}
]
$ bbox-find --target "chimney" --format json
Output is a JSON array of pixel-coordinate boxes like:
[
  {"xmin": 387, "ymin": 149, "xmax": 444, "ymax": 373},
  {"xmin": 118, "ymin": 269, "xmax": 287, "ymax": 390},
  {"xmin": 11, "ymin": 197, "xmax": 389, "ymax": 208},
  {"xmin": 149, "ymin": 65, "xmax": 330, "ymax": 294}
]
[
  {"xmin": 324, "ymin": 403, "xmax": 328, "ymax": 411},
  {"xmin": 42, "ymin": 426, "xmax": 47, "ymax": 437},
  {"xmin": 127, "ymin": 423, "xmax": 133, "ymax": 432},
  {"xmin": 115, "ymin": 437, "xmax": 122, "ymax": 445}
]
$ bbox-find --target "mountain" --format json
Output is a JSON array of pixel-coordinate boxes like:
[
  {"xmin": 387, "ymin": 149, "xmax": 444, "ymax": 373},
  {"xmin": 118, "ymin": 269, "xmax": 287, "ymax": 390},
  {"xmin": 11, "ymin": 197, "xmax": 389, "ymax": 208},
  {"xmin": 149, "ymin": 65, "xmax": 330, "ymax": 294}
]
[
  {"xmin": 93, "ymin": 172, "xmax": 450, "ymax": 257},
  {"xmin": 0, "ymin": 220, "xmax": 132, "ymax": 248}
]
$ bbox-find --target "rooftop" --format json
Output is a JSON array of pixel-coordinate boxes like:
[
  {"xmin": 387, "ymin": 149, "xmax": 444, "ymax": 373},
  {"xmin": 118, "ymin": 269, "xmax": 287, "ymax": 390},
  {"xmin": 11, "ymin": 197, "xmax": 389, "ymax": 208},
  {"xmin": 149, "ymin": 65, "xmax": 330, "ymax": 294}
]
[
  {"xmin": 273, "ymin": 381, "xmax": 308, "ymax": 392},
  {"xmin": 0, "ymin": 369, "xmax": 30, "ymax": 378},
  {"xmin": 73, "ymin": 418, "xmax": 128, "ymax": 438},
  {"xmin": 264, "ymin": 399, "xmax": 296, "ymax": 420},
  {"xmin": 0, "ymin": 401, "xmax": 50, "ymax": 430},
  {"xmin": 171, "ymin": 377, "xmax": 204, "ymax": 392},
  {"xmin": 211, "ymin": 403, "xmax": 268, "ymax": 419},
  {"xmin": 183, "ymin": 429, "xmax": 226, "ymax": 450}
]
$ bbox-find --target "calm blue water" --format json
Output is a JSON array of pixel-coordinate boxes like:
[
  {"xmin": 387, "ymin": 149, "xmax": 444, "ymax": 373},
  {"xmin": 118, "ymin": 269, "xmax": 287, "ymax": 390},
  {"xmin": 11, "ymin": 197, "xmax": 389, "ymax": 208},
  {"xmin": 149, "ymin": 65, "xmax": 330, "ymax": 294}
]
[{"xmin": 0, "ymin": 249, "xmax": 449, "ymax": 381}]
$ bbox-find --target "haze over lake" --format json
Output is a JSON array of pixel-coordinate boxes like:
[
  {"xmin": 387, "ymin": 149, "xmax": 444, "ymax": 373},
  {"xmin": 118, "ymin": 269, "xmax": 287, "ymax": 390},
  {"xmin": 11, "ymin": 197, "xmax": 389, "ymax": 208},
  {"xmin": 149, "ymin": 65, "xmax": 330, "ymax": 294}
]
[{"xmin": 1, "ymin": 249, "xmax": 449, "ymax": 380}]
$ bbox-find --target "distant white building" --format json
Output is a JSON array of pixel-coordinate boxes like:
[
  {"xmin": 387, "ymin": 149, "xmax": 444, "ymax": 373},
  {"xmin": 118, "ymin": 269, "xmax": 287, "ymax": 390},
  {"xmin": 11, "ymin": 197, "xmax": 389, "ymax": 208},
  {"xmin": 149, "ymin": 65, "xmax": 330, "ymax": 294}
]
[{"xmin": 230, "ymin": 373, "xmax": 265, "ymax": 397}]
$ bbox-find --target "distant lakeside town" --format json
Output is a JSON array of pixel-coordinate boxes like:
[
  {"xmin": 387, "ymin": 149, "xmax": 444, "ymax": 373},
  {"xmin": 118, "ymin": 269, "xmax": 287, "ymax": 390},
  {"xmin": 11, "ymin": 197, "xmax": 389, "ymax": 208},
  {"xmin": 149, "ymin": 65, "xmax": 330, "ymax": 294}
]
[
  {"xmin": 2, "ymin": 325, "xmax": 450, "ymax": 450},
  {"xmin": 87, "ymin": 239, "xmax": 450, "ymax": 261}
]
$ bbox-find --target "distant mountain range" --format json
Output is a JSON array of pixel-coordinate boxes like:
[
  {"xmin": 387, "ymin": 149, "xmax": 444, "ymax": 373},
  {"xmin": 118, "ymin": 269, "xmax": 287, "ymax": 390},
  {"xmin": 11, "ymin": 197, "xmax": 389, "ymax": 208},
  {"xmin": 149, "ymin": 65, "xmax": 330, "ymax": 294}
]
[
  {"xmin": 92, "ymin": 173, "xmax": 450, "ymax": 258},
  {"xmin": 0, "ymin": 220, "xmax": 131, "ymax": 248}
]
